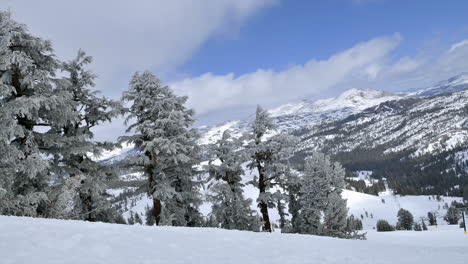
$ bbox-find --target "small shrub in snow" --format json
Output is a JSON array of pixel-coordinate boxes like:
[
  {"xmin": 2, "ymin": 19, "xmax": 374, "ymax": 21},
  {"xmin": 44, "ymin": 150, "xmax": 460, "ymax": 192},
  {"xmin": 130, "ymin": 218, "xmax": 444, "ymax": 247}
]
[
  {"xmin": 413, "ymin": 223, "xmax": 422, "ymax": 231},
  {"xmin": 376, "ymin": 220, "xmax": 394, "ymax": 232},
  {"xmin": 422, "ymin": 220, "xmax": 428, "ymax": 231}
]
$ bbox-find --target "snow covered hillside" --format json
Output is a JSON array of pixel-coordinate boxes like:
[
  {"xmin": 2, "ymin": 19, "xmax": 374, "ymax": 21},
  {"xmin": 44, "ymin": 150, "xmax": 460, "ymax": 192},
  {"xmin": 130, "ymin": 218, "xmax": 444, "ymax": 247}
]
[
  {"xmin": 1, "ymin": 215, "xmax": 467, "ymax": 264},
  {"xmin": 198, "ymin": 73, "xmax": 468, "ymax": 146},
  {"xmin": 198, "ymin": 88, "xmax": 402, "ymax": 145},
  {"xmin": 110, "ymin": 169, "xmax": 463, "ymax": 230}
]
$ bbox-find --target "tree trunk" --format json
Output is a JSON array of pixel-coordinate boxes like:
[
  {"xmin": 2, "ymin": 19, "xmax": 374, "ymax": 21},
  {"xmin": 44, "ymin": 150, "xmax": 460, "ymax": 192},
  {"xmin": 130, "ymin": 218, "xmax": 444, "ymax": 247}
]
[
  {"xmin": 153, "ymin": 198, "xmax": 161, "ymax": 226},
  {"xmin": 257, "ymin": 163, "xmax": 271, "ymax": 232}
]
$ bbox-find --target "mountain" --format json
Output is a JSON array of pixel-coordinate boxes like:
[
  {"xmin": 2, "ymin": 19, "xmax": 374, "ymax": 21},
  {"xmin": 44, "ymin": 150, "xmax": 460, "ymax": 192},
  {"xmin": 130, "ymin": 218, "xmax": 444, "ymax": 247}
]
[{"xmin": 198, "ymin": 88, "xmax": 402, "ymax": 145}]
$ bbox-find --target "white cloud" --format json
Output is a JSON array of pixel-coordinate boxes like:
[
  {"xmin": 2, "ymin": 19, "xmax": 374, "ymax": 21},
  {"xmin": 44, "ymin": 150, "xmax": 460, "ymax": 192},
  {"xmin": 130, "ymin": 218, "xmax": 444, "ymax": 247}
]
[
  {"xmin": 172, "ymin": 34, "xmax": 402, "ymax": 115},
  {"xmin": 4, "ymin": 0, "xmax": 277, "ymax": 98}
]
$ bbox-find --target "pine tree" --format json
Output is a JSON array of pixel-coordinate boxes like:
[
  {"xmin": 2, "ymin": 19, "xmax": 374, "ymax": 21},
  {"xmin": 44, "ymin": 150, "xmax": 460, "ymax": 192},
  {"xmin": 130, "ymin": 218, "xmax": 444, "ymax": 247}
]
[
  {"xmin": 128, "ymin": 212, "xmax": 135, "ymax": 225},
  {"xmin": 121, "ymin": 71, "xmax": 202, "ymax": 226},
  {"xmin": 295, "ymin": 153, "xmax": 361, "ymax": 238},
  {"xmin": 134, "ymin": 212, "xmax": 143, "ymax": 225},
  {"xmin": 413, "ymin": 222, "xmax": 422, "ymax": 231},
  {"xmin": 397, "ymin": 208, "xmax": 414, "ymax": 230},
  {"xmin": 376, "ymin": 219, "xmax": 394, "ymax": 232},
  {"xmin": 421, "ymin": 219, "xmax": 428, "ymax": 230},
  {"xmin": 444, "ymin": 206, "xmax": 460, "ymax": 225},
  {"xmin": 427, "ymin": 212, "xmax": 437, "ymax": 226},
  {"xmin": 0, "ymin": 11, "xmax": 77, "ymax": 216},
  {"xmin": 244, "ymin": 106, "xmax": 296, "ymax": 232},
  {"xmin": 47, "ymin": 50, "xmax": 123, "ymax": 221},
  {"xmin": 282, "ymin": 168, "xmax": 301, "ymax": 233},
  {"xmin": 346, "ymin": 215, "xmax": 363, "ymax": 231},
  {"xmin": 205, "ymin": 130, "xmax": 258, "ymax": 231},
  {"xmin": 144, "ymin": 205, "xmax": 155, "ymax": 226}
]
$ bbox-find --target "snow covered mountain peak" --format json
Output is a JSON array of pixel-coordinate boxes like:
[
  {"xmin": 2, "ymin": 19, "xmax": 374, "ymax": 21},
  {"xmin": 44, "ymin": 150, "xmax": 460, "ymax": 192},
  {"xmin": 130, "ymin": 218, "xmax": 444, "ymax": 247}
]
[
  {"xmin": 268, "ymin": 88, "xmax": 400, "ymax": 118},
  {"xmin": 312, "ymin": 88, "xmax": 400, "ymax": 112}
]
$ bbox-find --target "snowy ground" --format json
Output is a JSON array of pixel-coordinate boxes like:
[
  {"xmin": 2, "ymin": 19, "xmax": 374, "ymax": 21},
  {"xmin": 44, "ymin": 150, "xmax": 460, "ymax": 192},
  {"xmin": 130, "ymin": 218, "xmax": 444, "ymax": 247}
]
[{"xmin": 1, "ymin": 216, "xmax": 467, "ymax": 264}]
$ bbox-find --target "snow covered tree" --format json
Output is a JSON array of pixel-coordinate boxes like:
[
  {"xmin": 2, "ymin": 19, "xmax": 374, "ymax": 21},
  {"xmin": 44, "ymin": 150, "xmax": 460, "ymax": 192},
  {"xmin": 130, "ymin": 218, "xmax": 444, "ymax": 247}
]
[
  {"xmin": 397, "ymin": 208, "xmax": 414, "ymax": 230},
  {"xmin": 47, "ymin": 50, "xmax": 123, "ymax": 221},
  {"xmin": 413, "ymin": 222, "xmax": 422, "ymax": 231},
  {"xmin": 144, "ymin": 205, "xmax": 155, "ymax": 226},
  {"xmin": 421, "ymin": 219, "xmax": 428, "ymax": 231},
  {"xmin": 128, "ymin": 212, "xmax": 135, "ymax": 225},
  {"xmin": 376, "ymin": 219, "xmax": 394, "ymax": 232},
  {"xmin": 427, "ymin": 212, "xmax": 437, "ymax": 226},
  {"xmin": 205, "ymin": 130, "xmax": 258, "ymax": 230},
  {"xmin": 295, "ymin": 153, "xmax": 362, "ymax": 239},
  {"xmin": 281, "ymin": 168, "xmax": 301, "ymax": 233},
  {"xmin": 444, "ymin": 206, "xmax": 459, "ymax": 225},
  {"xmin": 244, "ymin": 106, "xmax": 296, "ymax": 232},
  {"xmin": 0, "ymin": 11, "xmax": 77, "ymax": 216},
  {"xmin": 134, "ymin": 212, "xmax": 143, "ymax": 225},
  {"xmin": 121, "ymin": 71, "xmax": 202, "ymax": 226},
  {"xmin": 346, "ymin": 215, "xmax": 363, "ymax": 231}
]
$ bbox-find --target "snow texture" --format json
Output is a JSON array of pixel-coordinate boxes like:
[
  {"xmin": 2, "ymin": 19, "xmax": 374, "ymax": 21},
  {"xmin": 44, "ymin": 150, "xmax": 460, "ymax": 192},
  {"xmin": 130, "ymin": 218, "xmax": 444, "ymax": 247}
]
[{"xmin": 0, "ymin": 215, "xmax": 467, "ymax": 264}]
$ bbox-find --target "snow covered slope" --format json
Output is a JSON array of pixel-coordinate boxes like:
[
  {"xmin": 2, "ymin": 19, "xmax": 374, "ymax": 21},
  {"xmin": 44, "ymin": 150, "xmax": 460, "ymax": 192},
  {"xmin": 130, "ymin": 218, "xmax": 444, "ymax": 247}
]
[
  {"xmin": 1, "ymin": 215, "xmax": 467, "ymax": 264},
  {"xmin": 406, "ymin": 72, "xmax": 468, "ymax": 97},
  {"xmin": 111, "ymin": 168, "xmax": 463, "ymax": 230},
  {"xmin": 198, "ymin": 88, "xmax": 401, "ymax": 145},
  {"xmin": 299, "ymin": 87, "xmax": 468, "ymax": 156}
]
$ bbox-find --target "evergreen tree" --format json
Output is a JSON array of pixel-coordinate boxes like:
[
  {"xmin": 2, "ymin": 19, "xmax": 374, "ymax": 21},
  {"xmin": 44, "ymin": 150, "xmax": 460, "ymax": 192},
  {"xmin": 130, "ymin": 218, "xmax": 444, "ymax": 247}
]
[
  {"xmin": 346, "ymin": 215, "xmax": 363, "ymax": 231},
  {"xmin": 244, "ymin": 106, "xmax": 296, "ymax": 232},
  {"xmin": 376, "ymin": 219, "xmax": 394, "ymax": 232},
  {"xmin": 282, "ymin": 168, "xmax": 301, "ymax": 233},
  {"xmin": 0, "ymin": 11, "xmax": 77, "ymax": 216},
  {"xmin": 427, "ymin": 212, "xmax": 437, "ymax": 226},
  {"xmin": 295, "ymin": 153, "xmax": 361, "ymax": 238},
  {"xmin": 145, "ymin": 205, "xmax": 155, "ymax": 226},
  {"xmin": 48, "ymin": 50, "xmax": 123, "ymax": 221},
  {"xmin": 121, "ymin": 71, "xmax": 202, "ymax": 226},
  {"xmin": 128, "ymin": 212, "xmax": 135, "ymax": 225},
  {"xmin": 205, "ymin": 130, "xmax": 257, "ymax": 231},
  {"xmin": 134, "ymin": 212, "xmax": 143, "ymax": 225},
  {"xmin": 413, "ymin": 222, "xmax": 422, "ymax": 231},
  {"xmin": 444, "ymin": 206, "xmax": 460, "ymax": 225},
  {"xmin": 397, "ymin": 208, "xmax": 414, "ymax": 230},
  {"xmin": 421, "ymin": 219, "xmax": 428, "ymax": 230},
  {"xmin": 276, "ymin": 195, "xmax": 288, "ymax": 229}
]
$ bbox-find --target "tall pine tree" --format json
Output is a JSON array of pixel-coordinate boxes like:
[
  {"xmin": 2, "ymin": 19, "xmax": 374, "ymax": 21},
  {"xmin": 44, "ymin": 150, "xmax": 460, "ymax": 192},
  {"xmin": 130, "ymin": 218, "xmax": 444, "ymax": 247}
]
[
  {"xmin": 47, "ymin": 50, "xmax": 123, "ymax": 221},
  {"xmin": 0, "ymin": 11, "xmax": 77, "ymax": 216},
  {"xmin": 121, "ymin": 71, "xmax": 202, "ymax": 226},
  {"xmin": 205, "ymin": 130, "xmax": 258, "ymax": 231},
  {"xmin": 295, "ymin": 153, "xmax": 362, "ymax": 239},
  {"xmin": 245, "ymin": 106, "xmax": 295, "ymax": 232}
]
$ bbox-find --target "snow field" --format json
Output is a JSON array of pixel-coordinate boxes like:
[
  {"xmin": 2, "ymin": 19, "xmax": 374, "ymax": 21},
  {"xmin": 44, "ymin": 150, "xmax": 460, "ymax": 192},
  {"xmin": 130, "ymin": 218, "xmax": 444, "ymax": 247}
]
[{"xmin": 0, "ymin": 215, "xmax": 467, "ymax": 264}]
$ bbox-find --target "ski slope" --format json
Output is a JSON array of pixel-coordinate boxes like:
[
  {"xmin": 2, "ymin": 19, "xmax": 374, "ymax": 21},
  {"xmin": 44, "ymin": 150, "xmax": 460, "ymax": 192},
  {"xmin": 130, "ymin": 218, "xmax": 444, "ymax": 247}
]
[{"xmin": 0, "ymin": 215, "xmax": 467, "ymax": 264}]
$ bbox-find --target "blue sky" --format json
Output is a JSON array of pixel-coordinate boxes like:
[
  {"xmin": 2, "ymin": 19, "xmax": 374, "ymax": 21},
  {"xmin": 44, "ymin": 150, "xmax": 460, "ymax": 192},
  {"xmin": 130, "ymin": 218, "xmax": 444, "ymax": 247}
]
[
  {"xmin": 180, "ymin": 0, "xmax": 468, "ymax": 78},
  {"xmin": 4, "ymin": 0, "xmax": 468, "ymax": 140}
]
